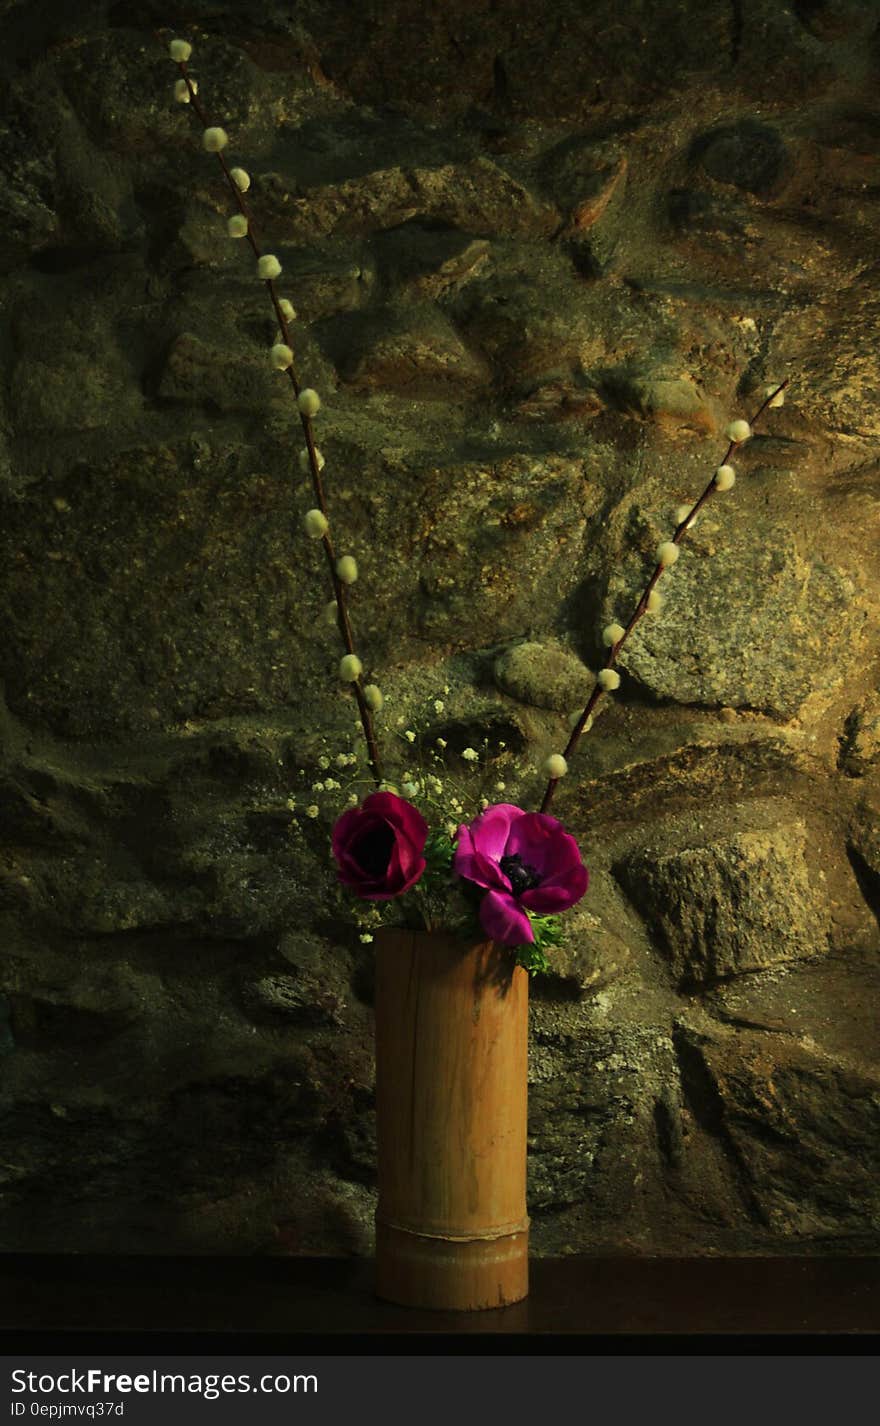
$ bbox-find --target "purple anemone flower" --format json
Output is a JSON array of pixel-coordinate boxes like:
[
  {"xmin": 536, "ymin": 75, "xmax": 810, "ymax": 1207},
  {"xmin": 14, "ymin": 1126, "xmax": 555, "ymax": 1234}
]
[
  {"xmin": 332, "ymin": 792, "xmax": 429, "ymax": 901},
  {"xmin": 453, "ymin": 802, "xmax": 588, "ymax": 947}
]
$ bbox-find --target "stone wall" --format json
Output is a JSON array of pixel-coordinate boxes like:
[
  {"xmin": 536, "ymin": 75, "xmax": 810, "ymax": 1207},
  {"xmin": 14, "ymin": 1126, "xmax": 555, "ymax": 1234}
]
[{"xmin": 1, "ymin": 0, "xmax": 879, "ymax": 1255}]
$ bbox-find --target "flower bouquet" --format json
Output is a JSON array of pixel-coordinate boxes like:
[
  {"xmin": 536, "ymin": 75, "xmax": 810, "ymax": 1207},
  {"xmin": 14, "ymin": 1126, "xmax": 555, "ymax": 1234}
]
[
  {"xmin": 163, "ymin": 34, "xmax": 787, "ymax": 1310},
  {"xmin": 332, "ymin": 786, "xmax": 588, "ymax": 1309}
]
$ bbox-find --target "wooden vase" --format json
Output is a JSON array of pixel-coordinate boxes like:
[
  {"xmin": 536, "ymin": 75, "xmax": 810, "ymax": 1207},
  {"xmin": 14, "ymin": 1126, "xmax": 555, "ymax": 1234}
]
[{"xmin": 373, "ymin": 926, "xmax": 529, "ymax": 1311}]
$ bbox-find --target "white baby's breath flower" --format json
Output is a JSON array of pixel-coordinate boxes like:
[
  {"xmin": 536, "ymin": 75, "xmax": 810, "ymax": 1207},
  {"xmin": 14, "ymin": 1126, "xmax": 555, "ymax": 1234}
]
[
  {"xmin": 445, "ymin": 822, "xmax": 457, "ymax": 839},
  {"xmin": 202, "ymin": 126, "xmax": 228, "ymax": 153},
  {"xmin": 364, "ymin": 684, "xmax": 384, "ymax": 712},
  {"xmin": 340, "ymin": 654, "xmax": 363, "ymax": 682},
  {"xmin": 304, "ymin": 508, "xmax": 328, "ymax": 538},
  {"xmin": 598, "ymin": 668, "xmax": 620, "ymax": 691},
  {"xmin": 348, "ymin": 793, "xmax": 359, "ymax": 806},
  {"xmin": 657, "ymin": 541, "xmax": 679, "ymax": 567},
  {"xmin": 278, "ymin": 297, "xmax": 296, "ymax": 321},
  {"xmin": 257, "ymin": 254, "xmax": 282, "ymax": 280},
  {"xmin": 227, "ymin": 214, "xmax": 248, "ymax": 238},
  {"xmin": 434, "ymin": 699, "xmax": 445, "ymax": 714},
  {"xmin": 543, "ymin": 753, "xmax": 568, "ymax": 779},
  {"xmin": 725, "ymin": 418, "xmax": 751, "ymax": 444},
  {"xmin": 602, "ymin": 622, "xmax": 625, "ymax": 647},
  {"xmin": 324, "ymin": 778, "xmax": 340, "ymax": 790},
  {"xmin": 336, "ymin": 555, "xmax": 358, "ymax": 584},
  {"xmin": 298, "ymin": 388, "xmax": 321, "ymax": 417},
  {"xmin": 312, "ymin": 781, "xmax": 325, "ymax": 792},
  {"xmin": 646, "ymin": 589, "xmax": 663, "ymax": 613},
  {"xmin": 230, "ymin": 166, "xmax": 251, "ymax": 192},
  {"xmin": 317, "ymin": 755, "xmax": 330, "ymax": 769},
  {"xmin": 359, "ymin": 932, "xmax": 374, "ymax": 944},
  {"xmin": 270, "ymin": 343, "xmax": 293, "ymax": 370},
  {"xmin": 174, "ymin": 78, "xmax": 197, "ymax": 102},
  {"xmin": 436, "ymin": 737, "xmax": 447, "ymax": 749},
  {"xmin": 714, "ymin": 464, "xmax": 736, "ymax": 491},
  {"xmin": 404, "ymin": 730, "xmax": 416, "ymax": 743},
  {"xmin": 495, "ymin": 781, "xmax": 506, "ymax": 791},
  {"xmin": 169, "ymin": 39, "xmax": 192, "ymax": 62},
  {"xmin": 462, "ymin": 747, "xmax": 478, "ymax": 762},
  {"xmin": 306, "ymin": 804, "xmax": 319, "ymax": 818}
]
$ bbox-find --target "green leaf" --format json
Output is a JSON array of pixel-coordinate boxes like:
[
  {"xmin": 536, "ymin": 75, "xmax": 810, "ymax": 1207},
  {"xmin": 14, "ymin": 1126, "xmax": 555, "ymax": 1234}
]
[
  {"xmin": 513, "ymin": 942, "xmax": 552, "ymax": 976},
  {"xmin": 512, "ymin": 912, "xmax": 565, "ymax": 976},
  {"xmin": 423, "ymin": 828, "xmax": 455, "ymax": 872}
]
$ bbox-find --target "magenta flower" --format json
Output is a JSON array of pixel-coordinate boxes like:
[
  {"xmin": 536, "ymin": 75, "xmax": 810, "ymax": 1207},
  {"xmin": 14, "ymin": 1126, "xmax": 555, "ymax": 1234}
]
[
  {"xmin": 332, "ymin": 792, "xmax": 429, "ymax": 901},
  {"xmin": 453, "ymin": 802, "xmax": 588, "ymax": 947}
]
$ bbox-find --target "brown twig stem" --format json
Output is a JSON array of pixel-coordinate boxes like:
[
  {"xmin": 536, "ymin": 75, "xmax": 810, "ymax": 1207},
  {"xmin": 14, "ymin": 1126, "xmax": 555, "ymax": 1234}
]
[
  {"xmin": 162, "ymin": 37, "xmax": 383, "ymax": 784},
  {"xmin": 538, "ymin": 378, "xmax": 790, "ymax": 816}
]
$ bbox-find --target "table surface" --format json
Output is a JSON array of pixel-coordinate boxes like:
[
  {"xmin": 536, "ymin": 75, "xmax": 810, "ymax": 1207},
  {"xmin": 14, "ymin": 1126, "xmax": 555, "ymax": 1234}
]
[{"xmin": 2, "ymin": 1254, "xmax": 880, "ymax": 1350}]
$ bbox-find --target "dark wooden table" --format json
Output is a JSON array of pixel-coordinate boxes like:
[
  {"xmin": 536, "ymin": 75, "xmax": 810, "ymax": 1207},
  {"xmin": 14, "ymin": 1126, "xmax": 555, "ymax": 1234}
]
[{"xmin": 2, "ymin": 1255, "xmax": 879, "ymax": 1351}]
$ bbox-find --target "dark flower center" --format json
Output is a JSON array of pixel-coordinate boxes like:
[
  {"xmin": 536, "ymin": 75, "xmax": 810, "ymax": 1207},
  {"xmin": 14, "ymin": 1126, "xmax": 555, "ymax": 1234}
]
[
  {"xmin": 500, "ymin": 853, "xmax": 542, "ymax": 897},
  {"xmin": 353, "ymin": 822, "xmax": 395, "ymax": 878}
]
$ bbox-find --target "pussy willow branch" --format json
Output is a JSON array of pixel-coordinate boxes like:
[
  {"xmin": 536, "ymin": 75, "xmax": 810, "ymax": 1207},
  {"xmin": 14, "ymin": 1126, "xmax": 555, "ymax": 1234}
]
[
  {"xmin": 538, "ymin": 377, "xmax": 791, "ymax": 816},
  {"xmin": 163, "ymin": 37, "xmax": 383, "ymax": 784}
]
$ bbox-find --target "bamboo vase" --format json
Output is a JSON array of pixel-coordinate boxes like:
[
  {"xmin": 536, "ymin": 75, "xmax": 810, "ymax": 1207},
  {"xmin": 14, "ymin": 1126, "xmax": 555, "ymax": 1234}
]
[{"xmin": 373, "ymin": 926, "xmax": 529, "ymax": 1311}]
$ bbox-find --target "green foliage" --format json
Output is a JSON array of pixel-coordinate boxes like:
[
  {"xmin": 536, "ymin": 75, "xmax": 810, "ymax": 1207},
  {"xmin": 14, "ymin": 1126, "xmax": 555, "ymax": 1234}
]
[
  {"xmin": 406, "ymin": 828, "xmax": 458, "ymax": 932},
  {"xmin": 513, "ymin": 912, "xmax": 565, "ymax": 976},
  {"xmin": 422, "ymin": 828, "xmax": 455, "ymax": 882},
  {"xmin": 385, "ymin": 835, "xmax": 567, "ymax": 973}
]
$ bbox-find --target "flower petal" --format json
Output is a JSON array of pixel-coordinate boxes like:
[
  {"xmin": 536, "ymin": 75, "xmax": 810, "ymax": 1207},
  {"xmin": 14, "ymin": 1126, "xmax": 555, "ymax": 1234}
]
[
  {"xmin": 464, "ymin": 802, "xmax": 525, "ymax": 861},
  {"xmin": 479, "ymin": 889, "xmax": 534, "ymax": 947},
  {"xmin": 361, "ymin": 791, "xmax": 428, "ymax": 845},
  {"xmin": 532, "ymin": 856, "xmax": 589, "ymax": 900},
  {"xmin": 520, "ymin": 860, "xmax": 588, "ymax": 914},
  {"xmin": 366, "ymin": 837, "xmax": 425, "ymax": 899},
  {"xmin": 390, "ymin": 823, "xmax": 424, "ymax": 886},
  {"xmin": 505, "ymin": 813, "xmax": 586, "ymax": 897},
  {"xmin": 331, "ymin": 805, "xmax": 364, "ymax": 862},
  {"xmin": 504, "ymin": 812, "xmax": 567, "ymax": 873},
  {"xmin": 331, "ymin": 793, "xmax": 428, "ymax": 901},
  {"xmin": 453, "ymin": 823, "xmax": 512, "ymax": 892}
]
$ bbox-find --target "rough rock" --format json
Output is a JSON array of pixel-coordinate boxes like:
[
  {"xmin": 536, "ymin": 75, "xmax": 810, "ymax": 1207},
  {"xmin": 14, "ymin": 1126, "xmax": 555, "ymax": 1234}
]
[
  {"xmin": 692, "ymin": 120, "xmax": 792, "ymax": 197},
  {"xmin": 493, "ymin": 640, "xmax": 593, "ymax": 714},
  {"xmin": 606, "ymin": 511, "xmax": 867, "ymax": 719},
  {"xmin": 840, "ymin": 691, "xmax": 880, "ymax": 776},
  {"xmin": 672, "ymin": 1021, "xmax": 880, "ymax": 1243},
  {"xmin": 455, "ymin": 259, "xmax": 608, "ymax": 397},
  {"xmin": 332, "ymin": 306, "xmax": 492, "ymax": 395},
  {"xmin": 848, "ymin": 779, "xmax": 880, "ymax": 895},
  {"xmin": 412, "ymin": 453, "xmax": 603, "ymax": 642},
  {"xmin": 0, "ymin": 116, "xmax": 57, "ymax": 270},
  {"xmin": 613, "ymin": 820, "xmax": 831, "ymax": 986},
  {"xmin": 705, "ymin": 952, "xmax": 880, "ymax": 1066},
  {"xmin": 539, "ymin": 138, "xmax": 628, "ymax": 236},
  {"xmin": 279, "ymin": 160, "xmax": 558, "ymax": 242}
]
